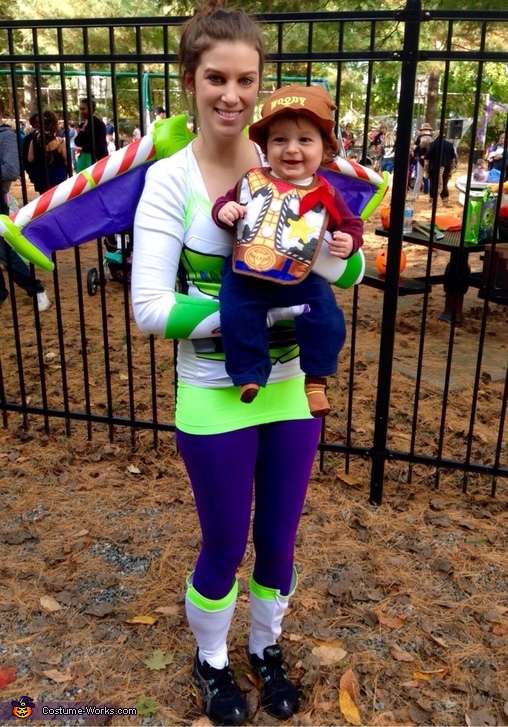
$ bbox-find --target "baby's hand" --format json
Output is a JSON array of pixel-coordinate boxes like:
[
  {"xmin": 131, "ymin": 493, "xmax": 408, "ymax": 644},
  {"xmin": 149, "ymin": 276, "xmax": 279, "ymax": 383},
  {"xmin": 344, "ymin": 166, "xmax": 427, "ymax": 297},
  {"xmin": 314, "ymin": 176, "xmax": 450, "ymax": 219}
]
[
  {"xmin": 218, "ymin": 201, "xmax": 247, "ymax": 226},
  {"xmin": 329, "ymin": 231, "xmax": 354, "ymax": 259}
]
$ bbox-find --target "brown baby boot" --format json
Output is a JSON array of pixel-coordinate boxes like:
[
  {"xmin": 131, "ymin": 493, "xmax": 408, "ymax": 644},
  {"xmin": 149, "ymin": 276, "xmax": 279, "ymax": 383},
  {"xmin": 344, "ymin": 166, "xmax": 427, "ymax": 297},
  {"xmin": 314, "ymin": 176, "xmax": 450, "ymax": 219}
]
[
  {"xmin": 241, "ymin": 384, "xmax": 260, "ymax": 403},
  {"xmin": 304, "ymin": 376, "xmax": 331, "ymax": 418}
]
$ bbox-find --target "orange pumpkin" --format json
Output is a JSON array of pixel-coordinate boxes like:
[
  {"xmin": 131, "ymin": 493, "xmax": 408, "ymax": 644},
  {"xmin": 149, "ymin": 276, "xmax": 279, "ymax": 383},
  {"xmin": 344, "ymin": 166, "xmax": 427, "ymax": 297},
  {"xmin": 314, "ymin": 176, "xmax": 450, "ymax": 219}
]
[{"xmin": 375, "ymin": 247, "xmax": 407, "ymax": 275}]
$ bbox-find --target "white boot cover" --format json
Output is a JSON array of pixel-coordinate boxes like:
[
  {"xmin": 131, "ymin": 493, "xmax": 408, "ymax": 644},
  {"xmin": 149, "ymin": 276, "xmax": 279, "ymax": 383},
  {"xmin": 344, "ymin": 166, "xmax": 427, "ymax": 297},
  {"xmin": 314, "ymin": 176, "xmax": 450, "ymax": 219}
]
[
  {"xmin": 249, "ymin": 570, "xmax": 297, "ymax": 659},
  {"xmin": 186, "ymin": 574, "xmax": 238, "ymax": 670}
]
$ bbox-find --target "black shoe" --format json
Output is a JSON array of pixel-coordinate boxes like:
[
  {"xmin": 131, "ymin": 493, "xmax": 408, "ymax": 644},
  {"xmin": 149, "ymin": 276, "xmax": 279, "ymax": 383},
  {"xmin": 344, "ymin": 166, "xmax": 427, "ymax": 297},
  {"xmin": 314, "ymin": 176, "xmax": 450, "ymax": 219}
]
[
  {"xmin": 193, "ymin": 650, "xmax": 247, "ymax": 726},
  {"xmin": 249, "ymin": 645, "xmax": 299, "ymax": 720}
]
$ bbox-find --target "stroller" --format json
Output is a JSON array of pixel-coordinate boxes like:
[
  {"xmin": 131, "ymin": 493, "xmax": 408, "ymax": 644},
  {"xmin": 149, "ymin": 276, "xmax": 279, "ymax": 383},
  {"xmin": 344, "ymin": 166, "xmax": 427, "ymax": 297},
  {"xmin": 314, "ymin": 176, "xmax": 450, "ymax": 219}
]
[{"xmin": 87, "ymin": 227, "xmax": 133, "ymax": 296}]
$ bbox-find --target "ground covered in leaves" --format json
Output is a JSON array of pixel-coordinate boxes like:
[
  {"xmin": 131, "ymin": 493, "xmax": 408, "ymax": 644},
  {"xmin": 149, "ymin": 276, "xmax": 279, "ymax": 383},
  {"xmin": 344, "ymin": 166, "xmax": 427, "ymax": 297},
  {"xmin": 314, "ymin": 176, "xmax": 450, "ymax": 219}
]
[{"xmin": 1, "ymin": 181, "xmax": 508, "ymax": 726}]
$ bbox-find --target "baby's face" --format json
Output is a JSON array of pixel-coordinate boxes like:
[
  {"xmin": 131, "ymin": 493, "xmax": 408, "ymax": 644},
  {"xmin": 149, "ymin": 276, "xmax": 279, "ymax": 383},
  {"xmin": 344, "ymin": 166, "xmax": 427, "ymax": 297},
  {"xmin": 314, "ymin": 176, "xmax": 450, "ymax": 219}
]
[{"xmin": 266, "ymin": 116, "xmax": 325, "ymax": 183}]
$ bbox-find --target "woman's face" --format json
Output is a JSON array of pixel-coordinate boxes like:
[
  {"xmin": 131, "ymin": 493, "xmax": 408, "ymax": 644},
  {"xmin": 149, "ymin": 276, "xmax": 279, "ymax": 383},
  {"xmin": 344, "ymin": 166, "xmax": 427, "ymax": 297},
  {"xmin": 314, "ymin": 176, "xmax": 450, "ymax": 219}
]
[
  {"xmin": 79, "ymin": 103, "xmax": 89, "ymax": 121},
  {"xmin": 190, "ymin": 41, "xmax": 260, "ymax": 142}
]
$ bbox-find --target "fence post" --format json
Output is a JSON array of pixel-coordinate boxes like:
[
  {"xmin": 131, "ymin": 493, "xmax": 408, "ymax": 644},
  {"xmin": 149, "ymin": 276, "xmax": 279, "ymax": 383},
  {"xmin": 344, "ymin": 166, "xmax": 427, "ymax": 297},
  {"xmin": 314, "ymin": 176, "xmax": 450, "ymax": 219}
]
[{"xmin": 369, "ymin": 0, "xmax": 422, "ymax": 505}]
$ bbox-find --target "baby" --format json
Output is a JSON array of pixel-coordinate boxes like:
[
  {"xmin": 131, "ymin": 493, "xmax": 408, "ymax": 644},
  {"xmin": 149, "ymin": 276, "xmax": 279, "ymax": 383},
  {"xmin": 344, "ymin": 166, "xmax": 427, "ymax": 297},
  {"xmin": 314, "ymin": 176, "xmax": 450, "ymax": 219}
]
[
  {"xmin": 472, "ymin": 158, "xmax": 488, "ymax": 182},
  {"xmin": 213, "ymin": 85, "xmax": 363, "ymax": 417}
]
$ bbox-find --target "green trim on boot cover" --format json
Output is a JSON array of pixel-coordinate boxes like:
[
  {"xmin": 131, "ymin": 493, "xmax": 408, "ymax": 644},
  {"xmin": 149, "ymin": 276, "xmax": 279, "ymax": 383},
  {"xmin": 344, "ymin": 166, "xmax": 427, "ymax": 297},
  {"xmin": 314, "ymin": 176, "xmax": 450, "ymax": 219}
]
[
  {"xmin": 249, "ymin": 568, "xmax": 298, "ymax": 600},
  {"xmin": 186, "ymin": 573, "xmax": 238, "ymax": 612}
]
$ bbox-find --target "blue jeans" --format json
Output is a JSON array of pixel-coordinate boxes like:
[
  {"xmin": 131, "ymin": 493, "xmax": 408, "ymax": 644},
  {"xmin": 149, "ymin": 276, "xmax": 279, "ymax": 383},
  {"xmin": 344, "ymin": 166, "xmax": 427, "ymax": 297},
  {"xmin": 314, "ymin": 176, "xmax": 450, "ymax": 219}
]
[
  {"xmin": 219, "ymin": 257, "xmax": 346, "ymax": 387},
  {"xmin": 0, "ymin": 236, "xmax": 44, "ymax": 301}
]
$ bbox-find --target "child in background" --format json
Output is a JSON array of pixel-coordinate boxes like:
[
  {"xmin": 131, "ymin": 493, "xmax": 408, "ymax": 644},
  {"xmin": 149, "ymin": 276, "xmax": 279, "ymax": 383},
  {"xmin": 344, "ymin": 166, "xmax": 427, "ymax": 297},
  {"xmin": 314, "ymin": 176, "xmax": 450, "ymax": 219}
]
[
  {"xmin": 213, "ymin": 85, "xmax": 363, "ymax": 418},
  {"xmin": 472, "ymin": 157, "xmax": 489, "ymax": 182}
]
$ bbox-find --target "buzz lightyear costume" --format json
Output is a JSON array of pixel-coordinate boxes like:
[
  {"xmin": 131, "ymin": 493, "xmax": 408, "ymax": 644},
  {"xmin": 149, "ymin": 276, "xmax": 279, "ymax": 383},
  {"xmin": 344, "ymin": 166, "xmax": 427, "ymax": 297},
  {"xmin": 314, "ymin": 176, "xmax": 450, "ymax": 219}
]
[
  {"xmin": 0, "ymin": 115, "xmax": 380, "ymax": 681},
  {"xmin": 132, "ymin": 137, "xmax": 368, "ymax": 675}
]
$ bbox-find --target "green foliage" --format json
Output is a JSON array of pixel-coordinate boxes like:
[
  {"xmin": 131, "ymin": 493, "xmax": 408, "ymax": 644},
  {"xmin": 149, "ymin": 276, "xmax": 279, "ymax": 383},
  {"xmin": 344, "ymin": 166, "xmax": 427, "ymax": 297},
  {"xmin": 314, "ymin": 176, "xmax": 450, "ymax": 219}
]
[
  {"xmin": 1, "ymin": 2, "xmax": 507, "ymax": 139},
  {"xmin": 135, "ymin": 697, "xmax": 159, "ymax": 717},
  {"xmin": 143, "ymin": 649, "xmax": 174, "ymax": 670}
]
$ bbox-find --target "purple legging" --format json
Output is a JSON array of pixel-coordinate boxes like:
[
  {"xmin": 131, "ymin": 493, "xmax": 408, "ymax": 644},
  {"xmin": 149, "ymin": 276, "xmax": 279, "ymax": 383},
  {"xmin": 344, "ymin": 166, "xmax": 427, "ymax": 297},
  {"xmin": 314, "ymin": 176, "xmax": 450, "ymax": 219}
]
[{"xmin": 176, "ymin": 418, "xmax": 321, "ymax": 600}]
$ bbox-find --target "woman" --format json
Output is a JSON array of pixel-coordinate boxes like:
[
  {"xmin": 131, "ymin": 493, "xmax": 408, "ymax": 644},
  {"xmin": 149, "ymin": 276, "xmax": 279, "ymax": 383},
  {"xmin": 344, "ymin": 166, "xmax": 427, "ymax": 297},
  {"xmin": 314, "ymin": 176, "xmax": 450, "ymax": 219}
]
[
  {"xmin": 27, "ymin": 109, "xmax": 68, "ymax": 193},
  {"xmin": 487, "ymin": 132, "xmax": 507, "ymax": 179},
  {"xmin": 132, "ymin": 3, "xmax": 323, "ymax": 724},
  {"xmin": 74, "ymin": 97, "xmax": 108, "ymax": 172}
]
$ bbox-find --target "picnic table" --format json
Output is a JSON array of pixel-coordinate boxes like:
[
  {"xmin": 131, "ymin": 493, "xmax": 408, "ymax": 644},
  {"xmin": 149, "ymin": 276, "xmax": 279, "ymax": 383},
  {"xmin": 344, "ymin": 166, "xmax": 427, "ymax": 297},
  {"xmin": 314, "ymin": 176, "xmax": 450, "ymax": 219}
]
[{"xmin": 373, "ymin": 225, "xmax": 486, "ymax": 322}]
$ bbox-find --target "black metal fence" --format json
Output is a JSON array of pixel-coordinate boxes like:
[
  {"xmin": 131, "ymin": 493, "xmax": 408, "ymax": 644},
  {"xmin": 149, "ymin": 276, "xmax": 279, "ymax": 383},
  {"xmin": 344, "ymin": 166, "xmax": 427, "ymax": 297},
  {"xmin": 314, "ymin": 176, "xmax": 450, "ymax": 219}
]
[{"xmin": 1, "ymin": 3, "xmax": 507, "ymax": 503}]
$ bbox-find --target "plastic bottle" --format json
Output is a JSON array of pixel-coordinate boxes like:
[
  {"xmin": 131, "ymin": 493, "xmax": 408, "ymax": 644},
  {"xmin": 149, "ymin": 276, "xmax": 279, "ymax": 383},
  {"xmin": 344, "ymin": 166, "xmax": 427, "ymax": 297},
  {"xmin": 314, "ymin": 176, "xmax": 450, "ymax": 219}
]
[{"xmin": 403, "ymin": 198, "xmax": 414, "ymax": 234}]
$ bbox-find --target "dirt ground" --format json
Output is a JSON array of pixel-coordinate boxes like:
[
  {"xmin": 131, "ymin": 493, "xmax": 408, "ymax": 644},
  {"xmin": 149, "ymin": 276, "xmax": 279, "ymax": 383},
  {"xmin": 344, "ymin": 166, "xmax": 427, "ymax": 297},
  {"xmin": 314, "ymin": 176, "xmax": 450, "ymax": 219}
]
[{"xmin": 1, "ymin": 174, "xmax": 508, "ymax": 726}]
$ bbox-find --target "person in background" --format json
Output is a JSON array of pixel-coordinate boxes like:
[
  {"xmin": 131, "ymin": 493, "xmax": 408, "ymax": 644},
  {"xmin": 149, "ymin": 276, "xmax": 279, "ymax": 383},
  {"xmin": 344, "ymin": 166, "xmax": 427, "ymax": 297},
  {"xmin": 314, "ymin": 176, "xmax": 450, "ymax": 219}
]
[
  {"xmin": 472, "ymin": 157, "xmax": 489, "ymax": 182},
  {"xmin": 27, "ymin": 109, "xmax": 68, "ymax": 193},
  {"xmin": 106, "ymin": 133, "xmax": 116, "ymax": 155},
  {"xmin": 368, "ymin": 124, "xmax": 386, "ymax": 172},
  {"xmin": 131, "ymin": 3, "xmax": 327, "ymax": 724},
  {"xmin": 132, "ymin": 125, "xmax": 141, "ymax": 141},
  {"xmin": 411, "ymin": 122, "xmax": 433, "ymax": 200},
  {"xmin": 74, "ymin": 97, "xmax": 108, "ymax": 172},
  {"xmin": 104, "ymin": 118, "xmax": 115, "ymax": 138},
  {"xmin": 487, "ymin": 132, "xmax": 507, "ymax": 180},
  {"xmin": 22, "ymin": 112, "xmax": 40, "ymax": 188},
  {"xmin": 340, "ymin": 122, "xmax": 355, "ymax": 152},
  {"xmin": 68, "ymin": 120, "xmax": 77, "ymax": 171},
  {"xmin": 381, "ymin": 127, "xmax": 396, "ymax": 174},
  {"xmin": 424, "ymin": 132, "xmax": 458, "ymax": 207},
  {"xmin": 147, "ymin": 106, "xmax": 166, "ymax": 133},
  {"xmin": 0, "ymin": 98, "xmax": 51, "ymax": 311}
]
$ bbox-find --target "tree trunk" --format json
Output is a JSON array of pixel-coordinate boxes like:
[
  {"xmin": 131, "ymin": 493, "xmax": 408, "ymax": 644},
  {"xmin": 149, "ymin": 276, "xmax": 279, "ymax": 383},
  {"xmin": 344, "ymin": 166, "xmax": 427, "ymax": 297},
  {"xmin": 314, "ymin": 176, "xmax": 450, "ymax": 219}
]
[
  {"xmin": 21, "ymin": 68, "xmax": 36, "ymax": 118},
  {"xmin": 426, "ymin": 71, "xmax": 440, "ymax": 129}
]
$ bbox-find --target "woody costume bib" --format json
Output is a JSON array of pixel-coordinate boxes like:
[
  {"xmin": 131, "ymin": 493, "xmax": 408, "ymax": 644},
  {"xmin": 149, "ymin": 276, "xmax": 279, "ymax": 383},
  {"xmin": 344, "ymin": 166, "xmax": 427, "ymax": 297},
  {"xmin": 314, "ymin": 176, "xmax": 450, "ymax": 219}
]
[{"xmin": 233, "ymin": 168, "xmax": 343, "ymax": 284}]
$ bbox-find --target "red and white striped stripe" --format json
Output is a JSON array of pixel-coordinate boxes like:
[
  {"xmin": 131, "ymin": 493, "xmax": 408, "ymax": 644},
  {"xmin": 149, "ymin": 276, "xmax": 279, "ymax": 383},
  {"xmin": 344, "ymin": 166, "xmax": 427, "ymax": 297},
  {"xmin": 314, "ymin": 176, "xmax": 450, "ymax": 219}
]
[
  {"xmin": 12, "ymin": 134, "xmax": 156, "ymax": 228},
  {"xmin": 331, "ymin": 156, "xmax": 384, "ymax": 185}
]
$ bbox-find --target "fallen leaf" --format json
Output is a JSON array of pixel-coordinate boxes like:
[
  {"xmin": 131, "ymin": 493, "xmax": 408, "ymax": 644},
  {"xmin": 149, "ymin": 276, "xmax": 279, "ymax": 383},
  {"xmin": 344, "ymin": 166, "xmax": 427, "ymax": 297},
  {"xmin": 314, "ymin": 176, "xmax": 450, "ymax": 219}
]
[
  {"xmin": 127, "ymin": 464, "xmax": 141, "ymax": 474},
  {"xmin": 413, "ymin": 668, "xmax": 449, "ymax": 680},
  {"xmin": 43, "ymin": 668, "xmax": 72, "ymax": 683},
  {"xmin": 311, "ymin": 644, "xmax": 347, "ymax": 666},
  {"xmin": 376, "ymin": 611, "xmax": 407, "ymax": 629},
  {"xmin": 0, "ymin": 528, "xmax": 37, "ymax": 544},
  {"xmin": 336, "ymin": 472, "xmax": 363, "ymax": 487},
  {"xmin": 339, "ymin": 687, "xmax": 362, "ymax": 725},
  {"xmin": 340, "ymin": 668, "xmax": 361, "ymax": 701},
  {"xmin": 40, "ymin": 595, "xmax": 63, "ymax": 613},
  {"xmin": 154, "ymin": 605, "xmax": 179, "ymax": 616},
  {"xmin": 408, "ymin": 701, "xmax": 432, "ymax": 723},
  {"xmin": 492, "ymin": 624, "xmax": 507, "ymax": 636},
  {"xmin": 126, "ymin": 615, "xmax": 157, "ymax": 625},
  {"xmin": 300, "ymin": 597, "xmax": 320, "ymax": 610},
  {"xmin": 84, "ymin": 602, "xmax": 115, "ymax": 617},
  {"xmin": 0, "ymin": 666, "xmax": 16, "ymax": 688},
  {"xmin": 37, "ymin": 648, "xmax": 63, "ymax": 665},
  {"xmin": 313, "ymin": 638, "xmax": 345, "ymax": 648},
  {"xmin": 144, "ymin": 649, "xmax": 173, "ymax": 671},
  {"xmin": 390, "ymin": 643, "xmax": 415, "ymax": 662},
  {"xmin": 135, "ymin": 697, "xmax": 159, "ymax": 717},
  {"xmin": 465, "ymin": 710, "xmax": 496, "ymax": 726}
]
